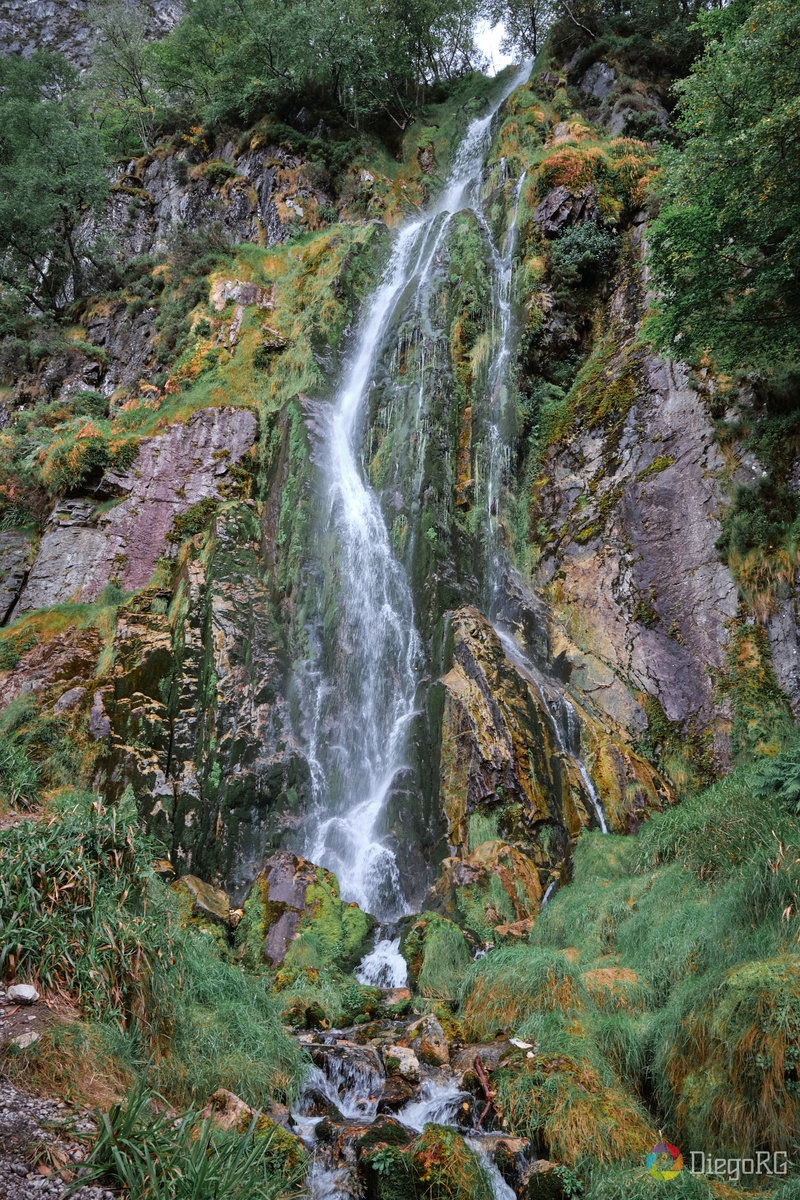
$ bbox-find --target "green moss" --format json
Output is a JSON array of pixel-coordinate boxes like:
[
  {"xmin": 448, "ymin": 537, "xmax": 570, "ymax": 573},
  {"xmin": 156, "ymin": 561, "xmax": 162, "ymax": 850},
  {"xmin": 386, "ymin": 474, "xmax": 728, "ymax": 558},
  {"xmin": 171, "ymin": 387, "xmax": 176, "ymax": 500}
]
[
  {"xmin": 636, "ymin": 454, "xmax": 674, "ymax": 481},
  {"xmin": 717, "ymin": 618, "xmax": 794, "ymax": 759}
]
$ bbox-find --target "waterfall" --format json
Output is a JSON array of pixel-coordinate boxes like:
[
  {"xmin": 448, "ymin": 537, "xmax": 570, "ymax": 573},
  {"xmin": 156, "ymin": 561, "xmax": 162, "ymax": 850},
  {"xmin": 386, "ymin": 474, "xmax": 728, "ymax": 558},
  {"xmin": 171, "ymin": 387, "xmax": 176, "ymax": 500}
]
[
  {"xmin": 495, "ymin": 626, "xmax": 609, "ymax": 832},
  {"xmin": 478, "ymin": 169, "xmax": 528, "ymax": 613},
  {"xmin": 300, "ymin": 61, "xmax": 533, "ymax": 921}
]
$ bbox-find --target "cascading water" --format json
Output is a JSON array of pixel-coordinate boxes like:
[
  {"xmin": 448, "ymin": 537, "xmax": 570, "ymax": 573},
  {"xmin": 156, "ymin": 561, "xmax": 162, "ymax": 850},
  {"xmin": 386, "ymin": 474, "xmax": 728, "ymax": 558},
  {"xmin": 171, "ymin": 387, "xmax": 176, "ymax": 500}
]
[
  {"xmin": 496, "ymin": 626, "xmax": 609, "ymax": 832},
  {"xmin": 299, "ymin": 60, "xmax": 534, "ymax": 924}
]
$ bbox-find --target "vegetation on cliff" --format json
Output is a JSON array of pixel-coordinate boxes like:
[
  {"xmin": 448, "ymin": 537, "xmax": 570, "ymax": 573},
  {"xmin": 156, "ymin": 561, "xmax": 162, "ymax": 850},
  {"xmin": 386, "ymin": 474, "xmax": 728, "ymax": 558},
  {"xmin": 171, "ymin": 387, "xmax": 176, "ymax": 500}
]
[{"xmin": 0, "ymin": 0, "xmax": 799, "ymax": 1195}]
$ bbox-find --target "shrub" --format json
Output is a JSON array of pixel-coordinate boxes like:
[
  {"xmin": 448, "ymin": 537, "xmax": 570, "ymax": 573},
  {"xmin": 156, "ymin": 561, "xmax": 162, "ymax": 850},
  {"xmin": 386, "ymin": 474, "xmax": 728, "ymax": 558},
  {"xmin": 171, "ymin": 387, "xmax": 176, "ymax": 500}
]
[
  {"xmin": 71, "ymin": 388, "xmax": 109, "ymax": 418},
  {"xmin": 166, "ymin": 497, "xmax": 219, "ymax": 544},
  {"xmin": 202, "ymin": 159, "xmax": 239, "ymax": 187},
  {"xmin": 550, "ymin": 222, "xmax": 619, "ymax": 289},
  {"xmin": 40, "ymin": 424, "xmax": 139, "ymax": 494},
  {"xmin": 751, "ymin": 741, "xmax": 800, "ymax": 811}
]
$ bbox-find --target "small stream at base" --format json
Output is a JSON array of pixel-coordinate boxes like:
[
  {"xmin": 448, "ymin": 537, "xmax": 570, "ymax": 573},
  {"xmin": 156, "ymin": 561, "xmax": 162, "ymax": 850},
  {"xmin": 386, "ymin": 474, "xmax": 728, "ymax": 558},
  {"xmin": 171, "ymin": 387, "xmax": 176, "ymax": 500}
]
[{"xmin": 297, "ymin": 1051, "xmax": 521, "ymax": 1200}]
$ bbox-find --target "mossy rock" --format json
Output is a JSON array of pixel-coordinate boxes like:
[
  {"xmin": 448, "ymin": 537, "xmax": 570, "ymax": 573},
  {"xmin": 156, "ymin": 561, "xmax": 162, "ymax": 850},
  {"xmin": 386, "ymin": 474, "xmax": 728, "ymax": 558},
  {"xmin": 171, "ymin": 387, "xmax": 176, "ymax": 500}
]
[
  {"xmin": 399, "ymin": 912, "xmax": 471, "ymax": 1000},
  {"xmin": 361, "ymin": 1123, "xmax": 494, "ymax": 1200},
  {"xmin": 235, "ymin": 851, "xmax": 374, "ymax": 972}
]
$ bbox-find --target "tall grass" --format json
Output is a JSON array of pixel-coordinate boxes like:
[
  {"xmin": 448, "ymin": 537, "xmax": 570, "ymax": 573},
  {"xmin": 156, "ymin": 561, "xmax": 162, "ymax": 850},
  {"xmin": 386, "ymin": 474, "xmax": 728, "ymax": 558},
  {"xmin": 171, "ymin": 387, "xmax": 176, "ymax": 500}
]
[
  {"xmin": 0, "ymin": 786, "xmax": 307, "ymax": 1111},
  {"xmin": 459, "ymin": 743, "xmax": 800, "ymax": 1169},
  {"xmin": 0, "ymin": 788, "xmax": 176, "ymax": 1032},
  {"xmin": 70, "ymin": 1077, "xmax": 304, "ymax": 1200}
]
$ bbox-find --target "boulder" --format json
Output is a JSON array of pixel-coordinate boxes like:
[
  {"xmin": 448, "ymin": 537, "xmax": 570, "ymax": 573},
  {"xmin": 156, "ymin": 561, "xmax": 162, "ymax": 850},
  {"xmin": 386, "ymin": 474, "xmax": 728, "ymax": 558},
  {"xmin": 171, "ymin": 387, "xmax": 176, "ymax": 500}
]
[
  {"xmin": 7, "ymin": 985, "xmax": 39, "ymax": 1005},
  {"xmin": 200, "ymin": 1088, "xmax": 253, "ymax": 1131},
  {"xmin": 376, "ymin": 1074, "xmax": 417, "ymax": 1111},
  {"xmin": 383, "ymin": 1044, "xmax": 420, "ymax": 1082},
  {"xmin": 174, "ymin": 875, "xmax": 231, "ymax": 926},
  {"xmin": 579, "ymin": 61, "xmax": 616, "ymax": 100},
  {"xmin": 522, "ymin": 1159, "xmax": 567, "ymax": 1200},
  {"xmin": 237, "ymin": 851, "xmax": 373, "ymax": 969},
  {"xmin": 533, "ymin": 185, "xmax": 599, "ymax": 235},
  {"xmin": 451, "ymin": 1041, "xmax": 512, "ymax": 1082},
  {"xmin": 405, "ymin": 1014, "xmax": 449, "ymax": 1066}
]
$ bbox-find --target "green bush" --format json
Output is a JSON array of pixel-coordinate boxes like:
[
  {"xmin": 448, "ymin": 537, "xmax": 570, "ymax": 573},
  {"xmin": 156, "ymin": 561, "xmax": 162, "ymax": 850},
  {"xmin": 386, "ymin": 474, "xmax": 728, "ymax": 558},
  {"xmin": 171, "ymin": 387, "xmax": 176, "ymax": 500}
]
[
  {"xmin": 71, "ymin": 388, "xmax": 109, "ymax": 418},
  {"xmin": 716, "ymin": 477, "xmax": 799, "ymax": 565},
  {"xmin": 751, "ymin": 742, "xmax": 800, "ymax": 811},
  {"xmin": 549, "ymin": 222, "xmax": 619, "ymax": 290},
  {"xmin": 166, "ymin": 497, "xmax": 219, "ymax": 544},
  {"xmin": 203, "ymin": 159, "xmax": 239, "ymax": 186}
]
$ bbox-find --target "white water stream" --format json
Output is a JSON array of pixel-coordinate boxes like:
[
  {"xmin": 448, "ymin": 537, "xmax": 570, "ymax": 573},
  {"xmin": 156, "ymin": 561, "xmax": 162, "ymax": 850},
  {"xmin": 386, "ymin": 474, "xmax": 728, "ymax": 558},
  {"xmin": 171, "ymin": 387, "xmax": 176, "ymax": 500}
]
[
  {"xmin": 496, "ymin": 626, "xmax": 609, "ymax": 832},
  {"xmin": 301, "ymin": 61, "xmax": 533, "ymax": 923}
]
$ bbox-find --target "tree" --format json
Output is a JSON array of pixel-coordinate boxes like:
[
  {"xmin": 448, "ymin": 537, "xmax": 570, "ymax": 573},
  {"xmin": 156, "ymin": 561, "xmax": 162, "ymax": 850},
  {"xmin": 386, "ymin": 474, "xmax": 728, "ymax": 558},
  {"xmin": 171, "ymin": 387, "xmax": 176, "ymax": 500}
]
[
  {"xmin": 0, "ymin": 52, "xmax": 109, "ymax": 313},
  {"xmin": 647, "ymin": 0, "xmax": 800, "ymax": 377},
  {"xmin": 484, "ymin": 0, "xmax": 556, "ymax": 57},
  {"xmin": 152, "ymin": 0, "xmax": 484, "ymax": 131},
  {"xmin": 88, "ymin": 0, "xmax": 159, "ymax": 152}
]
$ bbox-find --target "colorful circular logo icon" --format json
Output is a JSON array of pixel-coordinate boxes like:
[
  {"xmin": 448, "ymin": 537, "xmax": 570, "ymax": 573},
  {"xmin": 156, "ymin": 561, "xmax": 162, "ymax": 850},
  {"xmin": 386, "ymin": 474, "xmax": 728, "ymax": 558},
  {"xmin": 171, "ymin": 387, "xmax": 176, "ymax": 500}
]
[{"xmin": 647, "ymin": 1143, "xmax": 683, "ymax": 1180}]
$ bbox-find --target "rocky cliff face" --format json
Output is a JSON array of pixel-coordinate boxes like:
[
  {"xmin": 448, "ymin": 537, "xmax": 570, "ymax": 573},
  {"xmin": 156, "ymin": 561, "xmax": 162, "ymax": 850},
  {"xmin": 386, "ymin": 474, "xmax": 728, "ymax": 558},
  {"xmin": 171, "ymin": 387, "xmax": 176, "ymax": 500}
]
[
  {"xmin": 0, "ymin": 47, "xmax": 796, "ymax": 946},
  {"xmin": 0, "ymin": 0, "xmax": 181, "ymax": 65}
]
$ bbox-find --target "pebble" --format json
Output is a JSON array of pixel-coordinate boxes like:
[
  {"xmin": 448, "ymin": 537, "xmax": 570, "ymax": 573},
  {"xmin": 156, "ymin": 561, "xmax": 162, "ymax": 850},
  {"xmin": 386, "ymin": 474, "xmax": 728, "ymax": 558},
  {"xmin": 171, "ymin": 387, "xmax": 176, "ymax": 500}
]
[
  {"xmin": 0, "ymin": 1081, "xmax": 113, "ymax": 1200},
  {"xmin": 11, "ymin": 1031, "xmax": 40, "ymax": 1049}
]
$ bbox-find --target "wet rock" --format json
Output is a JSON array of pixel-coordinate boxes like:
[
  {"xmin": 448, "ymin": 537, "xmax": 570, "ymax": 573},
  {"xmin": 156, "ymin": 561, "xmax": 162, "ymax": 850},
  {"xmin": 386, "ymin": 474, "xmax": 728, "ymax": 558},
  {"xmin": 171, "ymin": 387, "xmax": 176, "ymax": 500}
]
[
  {"xmin": 579, "ymin": 61, "xmax": 616, "ymax": 100},
  {"xmin": 434, "ymin": 607, "xmax": 669, "ymax": 928},
  {"xmin": 451, "ymin": 1041, "xmax": 513, "ymax": 1082},
  {"xmin": 0, "ymin": 532, "xmax": 33, "ymax": 624},
  {"xmin": 238, "ymin": 851, "xmax": 373, "ymax": 968},
  {"xmin": 103, "ymin": 501, "xmax": 310, "ymax": 893},
  {"xmin": 534, "ymin": 185, "xmax": 599, "ymax": 235},
  {"xmin": 174, "ymin": 875, "xmax": 231, "ymax": 925},
  {"xmin": 383, "ymin": 1044, "xmax": 420, "ymax": 1082},
  {"xmin": 16, "ymin": 407, "xmax": 257, "ymax": 612},
  {"xmin": 376, "ymin": 1074, "xmax": 417, "ymax": 1111},
  {"xmin": 405, "ymin": 1014, "xmax": 449, "ymax": 1066},
  {"xmin": 522, "ymin": 1159, "xmax": 567, "ymax": 1199},
  {"xmin": 7, "ymin": 985, "xmax": 39, "ymax": 1005}
]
